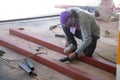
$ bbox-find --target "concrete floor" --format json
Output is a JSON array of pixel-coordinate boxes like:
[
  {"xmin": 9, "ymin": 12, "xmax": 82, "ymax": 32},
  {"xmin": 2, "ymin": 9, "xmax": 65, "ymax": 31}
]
[{"xmin": 0, "ymin": 16, "xmax": 118, "ymax": 80}]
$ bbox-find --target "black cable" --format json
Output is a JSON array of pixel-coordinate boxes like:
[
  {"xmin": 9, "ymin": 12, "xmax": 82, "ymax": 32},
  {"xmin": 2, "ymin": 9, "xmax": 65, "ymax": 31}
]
[{"xmin": 94, "ymin": 52, "xmax": 116, "ymax": 64}]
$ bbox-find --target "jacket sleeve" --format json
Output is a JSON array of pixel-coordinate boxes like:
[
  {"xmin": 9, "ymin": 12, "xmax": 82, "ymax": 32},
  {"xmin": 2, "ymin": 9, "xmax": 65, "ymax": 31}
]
[{"xmin": 75, "ymin": 21, "xmax": 92, "ymax": 54}]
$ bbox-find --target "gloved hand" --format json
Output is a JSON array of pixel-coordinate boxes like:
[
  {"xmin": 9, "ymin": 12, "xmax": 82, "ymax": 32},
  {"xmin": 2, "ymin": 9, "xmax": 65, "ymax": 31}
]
[{"xmin": 68, "ymin": 52, "xmax": 78, "ymax": 61}]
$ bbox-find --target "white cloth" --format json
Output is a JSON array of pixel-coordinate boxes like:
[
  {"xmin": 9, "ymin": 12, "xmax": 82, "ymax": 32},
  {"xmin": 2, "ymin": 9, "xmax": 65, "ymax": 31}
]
[{"xmin": 70, "ymin": 27, "xmax": 76, "ymax": 34}]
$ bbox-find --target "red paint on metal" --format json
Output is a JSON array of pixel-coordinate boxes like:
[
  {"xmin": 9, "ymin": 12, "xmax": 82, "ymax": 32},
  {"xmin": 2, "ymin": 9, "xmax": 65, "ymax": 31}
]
[
  {"xmin": 9, "ymin": 28, "xmax": 116, "ymax": 74},
  {"xmin": 0, "ymin": 35, "xmax": 101, "ymax": 80}
]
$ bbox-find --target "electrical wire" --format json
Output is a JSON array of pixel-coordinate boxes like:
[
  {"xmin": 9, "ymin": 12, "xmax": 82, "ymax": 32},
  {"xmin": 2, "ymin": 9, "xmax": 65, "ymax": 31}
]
[
  {"xmin": 33, "ymin": 76, "xmax": 41, "ymax": 80},
  {"xmin": 0, "ymin": 57, "xmax": 19, "ymax": 69},
  {"xmin": 94, "ymin": 52, "xmax": 116, "ymax": 64},
  {"xmin": 0, "ymin": 52, "xmax": 44, "ymax": 80},
  {"xmin": 0, "ymin": 46, "xmax": 47, "ymax": 61}
]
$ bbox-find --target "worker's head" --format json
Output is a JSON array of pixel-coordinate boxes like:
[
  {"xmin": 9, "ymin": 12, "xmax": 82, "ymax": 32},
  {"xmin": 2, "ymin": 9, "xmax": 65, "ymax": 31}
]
[{"xmin": 60, "ymin": 11, "xmax": 76, "ymax": 27}]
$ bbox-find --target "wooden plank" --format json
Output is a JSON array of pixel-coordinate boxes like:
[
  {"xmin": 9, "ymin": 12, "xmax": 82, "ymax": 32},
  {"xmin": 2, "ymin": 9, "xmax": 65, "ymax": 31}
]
[
  {"xmin": 0, "ymin": 35, "xmax": 101, "ymax": 80},
  {"xmin": 9, "ymin": 28, "xmax": 116, "ymax": 74}
]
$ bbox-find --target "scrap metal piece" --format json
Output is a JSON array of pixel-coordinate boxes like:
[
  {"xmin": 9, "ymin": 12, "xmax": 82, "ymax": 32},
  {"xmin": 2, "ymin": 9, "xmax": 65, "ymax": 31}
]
[
  {"xmin": 18, "ymin": 62, "xmax": 37, "ymax": 76},
  {"xmin": 18, "ymin": 62, "xmax": 30, "ymax": 74},
  {"xmin": 24, "ymin": 58, "xmax": 34, "ymax": 71}
]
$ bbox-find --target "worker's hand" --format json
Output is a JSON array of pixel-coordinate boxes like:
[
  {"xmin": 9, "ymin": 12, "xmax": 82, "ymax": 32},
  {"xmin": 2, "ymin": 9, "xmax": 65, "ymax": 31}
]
[
  {"xmin": 68, "ymin": 52, "xmax": 78, "ymax": 60},
  {"xmin": 65, "ymin": 41, "xmax": 70, "ymax": 47}
]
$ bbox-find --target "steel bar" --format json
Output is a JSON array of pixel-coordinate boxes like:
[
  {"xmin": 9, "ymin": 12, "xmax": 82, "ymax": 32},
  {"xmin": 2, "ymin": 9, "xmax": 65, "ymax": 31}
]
[
  {"xmin": 0, "ymin": 35, "xmax": 101, "ymax": 80},
  {"xmin": 9, "ymin": 28, "xmax": 116, "ymax": 74}
]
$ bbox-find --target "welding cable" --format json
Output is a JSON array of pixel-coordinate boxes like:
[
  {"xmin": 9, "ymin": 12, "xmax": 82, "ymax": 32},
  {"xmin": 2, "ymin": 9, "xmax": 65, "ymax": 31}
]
[
  {"xmin": 0, "ymin": 49, "xmax": 46, "ymax": 69},
  {"xmin": 0, "ymin": 45, "xmax": 48, "ymax": 74},
  {"xmin": 23, "ymin": 75, "xmax": 41, "ymax": 80},
  {"xmin": 0, "ymin": 54, "xmax": 43, "ymax": 80},
  {"xmin": 0, "ymin": 42, "xmax": 48, "ymax": 69},
  {"xmin": 26, "ymin": 40, "xmax": 48, "ymax": 55},
  {"xmin": 0, "ymin": 46, "xmax": 48, "ymax": 71},
  {"xmin": 49, "ymin": 24, "xmax": 63, "ymax": 35},
  {"xmin": 22, "ymin": 75, "xmax": 41, "ymax": 80},
  {"xmin": 94, "ymin": 52, "xmax": 116, "ymax": 64},
  {"xmin": 49, "ymin": 24, "xmax": 61, "ymax": 30},
  {"xmin": 0, "ymin": 50, "xmax": 47, "ymax": 61},
  {"xmin": 0, "ymin": 57, "xmax": 19, "ymax": 69},
  {"xmin": 0, "ymin": 44, "xmax": 47, "ymax": 80},
  {"xmin": 33, "ymin": 76, "xmax": 41, "ymax": 80},
  {"xmin": 0, "ymin": 46, "xmax": 47, "ymax": 62}
]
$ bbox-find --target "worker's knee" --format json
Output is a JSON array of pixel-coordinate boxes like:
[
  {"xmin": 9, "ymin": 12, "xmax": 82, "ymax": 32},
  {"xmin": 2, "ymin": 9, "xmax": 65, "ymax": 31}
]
[{"xmin": 84, "ymin": 52, "xmax": 93, "ymax": 57}]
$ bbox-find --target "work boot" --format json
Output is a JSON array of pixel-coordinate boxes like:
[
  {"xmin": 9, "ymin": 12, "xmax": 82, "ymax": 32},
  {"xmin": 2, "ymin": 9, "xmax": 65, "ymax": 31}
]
[{"xmin": 64, "ymin": 44, "xmax": 77, "ymax": 53}]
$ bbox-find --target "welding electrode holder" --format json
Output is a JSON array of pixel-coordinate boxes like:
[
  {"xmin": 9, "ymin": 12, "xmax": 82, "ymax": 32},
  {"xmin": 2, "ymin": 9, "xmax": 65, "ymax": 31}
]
[
  {"xmin": 49, "ymin": 25, "xmax": 57, "ymax": 30},
  {"xmin": 49, "ymin": 24, "xmax": 61, "ymax": 30}
]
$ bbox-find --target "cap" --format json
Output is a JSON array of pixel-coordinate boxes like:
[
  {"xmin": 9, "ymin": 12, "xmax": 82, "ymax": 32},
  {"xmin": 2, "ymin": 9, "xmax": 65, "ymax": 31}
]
[{"xmin": 60, "ymin": 11, "xmax": 69, "ymax": 25}]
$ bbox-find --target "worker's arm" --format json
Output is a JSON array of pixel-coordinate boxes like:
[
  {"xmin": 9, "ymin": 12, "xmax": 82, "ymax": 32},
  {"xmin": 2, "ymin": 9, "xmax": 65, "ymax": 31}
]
[{"xmin": 75, "ymin": 21, "xmax": 92, "ymax": 54}]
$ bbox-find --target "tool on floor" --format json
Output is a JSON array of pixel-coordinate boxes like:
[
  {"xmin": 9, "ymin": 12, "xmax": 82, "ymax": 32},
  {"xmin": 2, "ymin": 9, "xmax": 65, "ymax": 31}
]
[
  {"xmin": 49, "ymin": 24, "xmax": 61, "ymax": 30},
  {"xmin": 55, "ymin": 34, "xmax": 65, "ymax": 38},
  {"xmin": 36, "ymin": 46, "xmax": 42, "ymax": 52},
  {"xmin": 0, "ymin": 50, "xmax": 5, "ymax": 56},
  {"xmin": 35, "ymin": 46, "xmax": 47, "ymax": 55},
  {"xmin": 18, "ymin": 58, "xmax": 37, "ymax": 76},
  {"xmin": 59, "ymin": 56, "xmax": 73, "ymax": 62},
  {"xmin": 49, "ymin": 24, "xmax": 66, "ymax": 38}
]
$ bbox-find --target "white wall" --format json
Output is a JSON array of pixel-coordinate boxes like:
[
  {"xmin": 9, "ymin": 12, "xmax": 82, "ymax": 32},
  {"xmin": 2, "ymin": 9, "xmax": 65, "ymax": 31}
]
[
  {"xmin": 0, "ymin": 0, "xmax": 61, "ymax": 21},
  {"xmin": 0, "ymin": 0, "xmax": 104, "ymax": 21}
]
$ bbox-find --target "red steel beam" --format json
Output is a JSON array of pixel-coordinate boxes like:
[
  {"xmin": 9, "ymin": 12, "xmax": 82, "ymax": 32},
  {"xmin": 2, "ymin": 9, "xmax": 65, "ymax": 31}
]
[
  {"xmin": 9, "ymin": 28, "xmax": 116, "ymax": 74},
  {"xmin": 0, "ymin": 35, "xmax": 101, "ymax": 80}
]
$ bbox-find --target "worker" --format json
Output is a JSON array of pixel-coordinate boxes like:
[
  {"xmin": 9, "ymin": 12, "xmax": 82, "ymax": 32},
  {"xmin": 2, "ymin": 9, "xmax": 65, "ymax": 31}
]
[{"xmin": 60, "ymin": 7, "xmax": 100, "ymax": 61}]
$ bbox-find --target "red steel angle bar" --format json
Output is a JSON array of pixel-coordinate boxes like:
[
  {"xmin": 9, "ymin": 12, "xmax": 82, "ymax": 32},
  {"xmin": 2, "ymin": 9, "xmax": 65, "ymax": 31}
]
[
  {"xmin": 0, "ymin": 35, "xmax": 101, "ymax": 80},
  {"xmin": 9, "ymin": 28, "xmax": 116, "ymax": 74}
]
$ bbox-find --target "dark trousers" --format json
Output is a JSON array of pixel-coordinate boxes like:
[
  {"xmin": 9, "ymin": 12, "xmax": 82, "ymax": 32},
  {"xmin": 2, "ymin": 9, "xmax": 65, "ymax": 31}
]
[{"xmin": 62, "ymin": 26, "xmax": 99, "ymax": 57}]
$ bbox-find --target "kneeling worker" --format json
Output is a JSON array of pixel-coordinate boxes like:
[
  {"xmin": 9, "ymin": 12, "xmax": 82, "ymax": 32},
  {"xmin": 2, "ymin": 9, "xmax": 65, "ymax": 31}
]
[{"xmin": 60, "ymin": 7, "xmax": 100, "ymax": 61}]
